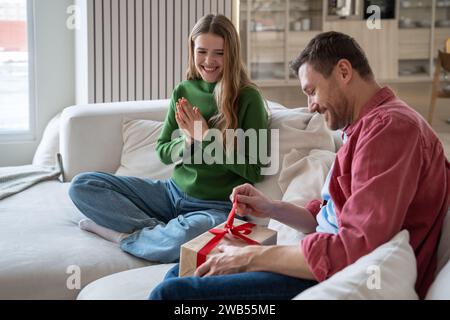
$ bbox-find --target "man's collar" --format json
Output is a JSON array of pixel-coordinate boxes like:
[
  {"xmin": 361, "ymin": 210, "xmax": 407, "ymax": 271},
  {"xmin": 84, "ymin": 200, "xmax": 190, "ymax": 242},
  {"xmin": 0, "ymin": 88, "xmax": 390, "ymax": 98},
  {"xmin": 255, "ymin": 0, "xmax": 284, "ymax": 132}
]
[{"xmin": 343, "ymin": 86, "xmax": 395, "ymax": 136}]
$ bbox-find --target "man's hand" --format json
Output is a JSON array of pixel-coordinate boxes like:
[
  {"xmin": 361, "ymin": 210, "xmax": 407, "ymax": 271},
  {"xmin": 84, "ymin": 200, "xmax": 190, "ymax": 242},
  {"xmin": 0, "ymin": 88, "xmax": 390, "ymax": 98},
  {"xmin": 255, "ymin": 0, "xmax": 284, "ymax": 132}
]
[
  {"xmin": 195, "ymin": 245, "xmax": 316, "ymax": 280},
  {"xmin": 175, "ymin": 97, "xmax": 209, "ymax": 143},
  {"xmin": 230, "ymin": 183, "xmax": 277, "ymax": 219},
  {"xmin": 194, "ymin": 245, "xmax": 262, "ymax": 277}
]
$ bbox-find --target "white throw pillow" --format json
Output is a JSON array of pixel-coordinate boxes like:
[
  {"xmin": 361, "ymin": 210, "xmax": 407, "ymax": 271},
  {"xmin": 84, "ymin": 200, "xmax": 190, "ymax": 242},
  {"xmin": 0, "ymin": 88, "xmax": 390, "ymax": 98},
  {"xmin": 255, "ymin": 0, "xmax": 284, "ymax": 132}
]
[
  {"xmin": 77, "ymin": 264, "xmax": 176, "ymax": 300},
  {"xmin": 294, "ymin": 230, "xmax": 419, "ymax": 300},
  {"xmin": 425, "ymin": 207, "xmax": 450, "ymax": 300},
  {"xmin": 115, "ymin": 119, "xmax": 174, "ymax": 180},
  {"xmin": 425, "ymin": 260, "xmax": 450, "ymax": 300},
  {"xmin": 269, "ymin": 149, "xmax": 335, "ymax": 245},
  {"xmin": 278, "ymin": 149, "xmax": 335, "ymax": 207},
  {"xmin": 255, "ymin": 108, "xmax": 335, "ymax": 202},
  {"xmin": 32, "ymin": 112, "xmax": 61, "ymax": 167}
]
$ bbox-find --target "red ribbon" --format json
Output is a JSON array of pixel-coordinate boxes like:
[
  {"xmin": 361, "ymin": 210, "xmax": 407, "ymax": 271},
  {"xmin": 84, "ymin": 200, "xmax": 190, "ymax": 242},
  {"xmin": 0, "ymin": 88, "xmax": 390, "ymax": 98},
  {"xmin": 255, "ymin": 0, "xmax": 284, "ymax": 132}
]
[{"xmin": 196, "ymin": 199, "xmax": 260, "ymax": 267}]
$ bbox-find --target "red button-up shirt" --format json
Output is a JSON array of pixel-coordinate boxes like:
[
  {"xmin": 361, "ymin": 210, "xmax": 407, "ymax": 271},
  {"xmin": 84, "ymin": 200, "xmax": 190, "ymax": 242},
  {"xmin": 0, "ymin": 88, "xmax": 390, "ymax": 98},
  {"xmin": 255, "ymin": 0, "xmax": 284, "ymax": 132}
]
[{"xmin": 302, "ymin": 87, "xmax": 450, "ymax": 299}]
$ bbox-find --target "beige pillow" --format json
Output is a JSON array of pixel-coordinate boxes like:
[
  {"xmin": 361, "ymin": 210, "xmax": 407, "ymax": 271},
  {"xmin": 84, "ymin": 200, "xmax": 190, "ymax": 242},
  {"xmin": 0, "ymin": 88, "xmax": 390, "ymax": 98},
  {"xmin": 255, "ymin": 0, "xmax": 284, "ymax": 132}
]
[
  {"xmin": 294, "ymin": 230, "xmax": 419, "ymax": 300},
  {"xmin": 255, "ymin": 108, "xmax": 335, "ymax": 201},
  {"xmin": 425, "ymin": 207, "xmax": 450, "ymax": 300},
  {"xmin": 278, "ymin": 149, "xmax": 335, "ymax": 207},
  {"xmin": 115, "ymin": 119, "xmax": 174, "ymax": 180},
  {"xmin": 426, "ymin": 260, "xmax": 450, "ymax": 300},
  {"xmin": 32, "ymin": 112, "xmax": 61, "ymax": 167},
  {"xmin": 269, "ymin": 149, "xmax": 335, "ymax": 245}
]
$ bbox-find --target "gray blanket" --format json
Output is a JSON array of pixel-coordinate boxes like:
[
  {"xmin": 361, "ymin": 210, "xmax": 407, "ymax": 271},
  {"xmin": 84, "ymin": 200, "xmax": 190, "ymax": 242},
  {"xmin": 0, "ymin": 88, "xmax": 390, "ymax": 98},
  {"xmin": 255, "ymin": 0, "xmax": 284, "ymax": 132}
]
[{"xmin": 0, "ymin": 161, "xmax": 62, "ymax": 200}]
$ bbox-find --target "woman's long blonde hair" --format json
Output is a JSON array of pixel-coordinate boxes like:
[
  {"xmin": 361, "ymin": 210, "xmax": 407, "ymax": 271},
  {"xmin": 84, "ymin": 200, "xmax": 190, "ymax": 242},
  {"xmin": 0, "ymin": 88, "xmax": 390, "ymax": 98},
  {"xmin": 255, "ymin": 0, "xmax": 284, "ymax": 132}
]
[{"xmin": 186, "ymin": 14, "xmax": 260, "ymax": 149}]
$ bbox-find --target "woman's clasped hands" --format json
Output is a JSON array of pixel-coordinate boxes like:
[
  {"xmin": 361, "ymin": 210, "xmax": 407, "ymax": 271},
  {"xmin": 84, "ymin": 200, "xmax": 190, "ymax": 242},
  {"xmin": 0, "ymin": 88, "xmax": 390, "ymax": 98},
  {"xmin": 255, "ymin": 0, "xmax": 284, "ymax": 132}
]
[{"xmin": 175, "ymin": 97, "xmax": 209, "ymax": 144}]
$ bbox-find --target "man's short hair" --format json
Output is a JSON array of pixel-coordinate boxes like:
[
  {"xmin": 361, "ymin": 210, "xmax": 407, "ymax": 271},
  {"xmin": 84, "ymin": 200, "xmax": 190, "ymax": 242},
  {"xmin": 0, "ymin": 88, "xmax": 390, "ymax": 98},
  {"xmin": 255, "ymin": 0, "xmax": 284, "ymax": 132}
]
[{"xmin": 289, "ymin": 31, "xmax": 374, "ymax": 80}]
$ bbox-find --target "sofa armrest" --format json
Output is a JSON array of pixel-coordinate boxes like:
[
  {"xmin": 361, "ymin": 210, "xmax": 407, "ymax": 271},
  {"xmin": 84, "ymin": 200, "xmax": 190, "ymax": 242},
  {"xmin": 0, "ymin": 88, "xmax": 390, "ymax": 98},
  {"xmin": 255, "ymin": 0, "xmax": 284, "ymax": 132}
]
[{"xmin": 60, "ymin": 99, "xmax": 170, "ymax": 182}]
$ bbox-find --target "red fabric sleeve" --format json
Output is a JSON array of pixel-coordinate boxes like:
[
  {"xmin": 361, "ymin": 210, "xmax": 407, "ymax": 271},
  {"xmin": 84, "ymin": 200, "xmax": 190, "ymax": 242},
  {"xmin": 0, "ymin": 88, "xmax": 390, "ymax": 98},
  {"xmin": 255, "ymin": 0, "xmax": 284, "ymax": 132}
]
[
  {"xmin": 305, "ymin": 199, "xmax": 322, "ymax": 219},
  {"xmin": 301, "ymin": 114, "xmax": 423, "ymax": 282}
]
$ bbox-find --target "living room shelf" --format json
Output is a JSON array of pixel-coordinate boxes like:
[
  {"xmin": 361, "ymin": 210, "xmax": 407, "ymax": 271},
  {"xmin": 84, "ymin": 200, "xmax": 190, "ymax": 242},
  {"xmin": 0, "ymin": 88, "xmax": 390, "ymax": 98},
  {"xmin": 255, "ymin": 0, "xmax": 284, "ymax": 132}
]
[
  {"xmin": 398, "ymin": 0, "xmax": 450, "ymax": 80},
  {"xmin": 239, "ymin": 0, "xmax": 450, "ymax": 85},
  {"xmin": 240, "ymin": 0, "xmax": 323, "ymax": 83}
]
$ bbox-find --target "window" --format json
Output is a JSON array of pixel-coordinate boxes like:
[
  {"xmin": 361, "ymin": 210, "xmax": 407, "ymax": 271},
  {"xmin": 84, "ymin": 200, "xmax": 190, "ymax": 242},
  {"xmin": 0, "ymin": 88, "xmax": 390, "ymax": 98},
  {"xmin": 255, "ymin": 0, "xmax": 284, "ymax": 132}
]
[{"xmin": 0, "ymin": 0, "xmax": 34, "ymax": 139}]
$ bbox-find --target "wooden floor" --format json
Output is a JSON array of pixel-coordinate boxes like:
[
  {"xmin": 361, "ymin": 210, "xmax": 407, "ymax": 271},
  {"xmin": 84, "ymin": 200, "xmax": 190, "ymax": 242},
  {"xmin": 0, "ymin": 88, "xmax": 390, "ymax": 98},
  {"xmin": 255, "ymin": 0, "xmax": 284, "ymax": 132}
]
[{"xmin": 260, "ymin": 82, "xmax": 450, "ymax": 158}]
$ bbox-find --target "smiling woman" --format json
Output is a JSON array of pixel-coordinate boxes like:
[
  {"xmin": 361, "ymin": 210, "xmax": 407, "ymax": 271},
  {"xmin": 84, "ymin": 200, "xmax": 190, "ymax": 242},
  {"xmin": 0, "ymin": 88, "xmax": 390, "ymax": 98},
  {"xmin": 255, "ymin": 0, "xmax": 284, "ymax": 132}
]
[
  {"xmin": 194, "ymin": 33, "xmax": 224, "ymax": 83},
  {"xmin": 0, "ymin": 0, "xmax": 34, "ymax": 137},
  {"xmin": 69, "ymin": 13, "xmax": 269, "ymax": 270}
]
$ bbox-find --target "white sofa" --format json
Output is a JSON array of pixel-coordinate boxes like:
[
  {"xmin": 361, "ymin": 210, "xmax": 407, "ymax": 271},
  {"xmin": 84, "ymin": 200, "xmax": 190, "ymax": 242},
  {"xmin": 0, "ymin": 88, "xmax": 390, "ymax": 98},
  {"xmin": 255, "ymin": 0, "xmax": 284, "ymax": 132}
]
[
  {"xmin": 0, "ymin": 100, "xmax": 177, "ymax": 300},
  {"xmin": 0, "ymin": 99, "xmax": 326, "ymax": 299},
  {"xmin": 0, "ymin": 99, "xmax": 448, "ymax": 300}
]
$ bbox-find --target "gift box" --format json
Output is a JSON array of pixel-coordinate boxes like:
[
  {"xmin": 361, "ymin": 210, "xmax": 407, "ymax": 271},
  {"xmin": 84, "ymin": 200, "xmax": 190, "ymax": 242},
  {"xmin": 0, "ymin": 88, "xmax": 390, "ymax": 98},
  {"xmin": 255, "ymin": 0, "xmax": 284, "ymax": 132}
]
[{"xmin": 179, "ymin": 200, "xmax": 277, "ymax": 277}]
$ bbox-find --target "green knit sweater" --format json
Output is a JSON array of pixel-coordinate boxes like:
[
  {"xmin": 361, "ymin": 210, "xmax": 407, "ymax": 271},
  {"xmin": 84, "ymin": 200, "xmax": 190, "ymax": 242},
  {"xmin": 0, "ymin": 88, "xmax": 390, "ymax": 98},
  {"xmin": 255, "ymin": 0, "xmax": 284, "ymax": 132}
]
[{"xmin": 156, "ymin": 79, "xmax": 269, "ymax": 201}]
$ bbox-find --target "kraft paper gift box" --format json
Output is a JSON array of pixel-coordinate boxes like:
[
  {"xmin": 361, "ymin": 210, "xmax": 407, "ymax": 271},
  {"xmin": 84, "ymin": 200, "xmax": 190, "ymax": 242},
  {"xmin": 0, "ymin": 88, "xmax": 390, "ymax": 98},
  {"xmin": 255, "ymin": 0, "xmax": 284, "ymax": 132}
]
[{"xmin": 179, "ymin": 210, "xmax": 277, "ymax": 277}]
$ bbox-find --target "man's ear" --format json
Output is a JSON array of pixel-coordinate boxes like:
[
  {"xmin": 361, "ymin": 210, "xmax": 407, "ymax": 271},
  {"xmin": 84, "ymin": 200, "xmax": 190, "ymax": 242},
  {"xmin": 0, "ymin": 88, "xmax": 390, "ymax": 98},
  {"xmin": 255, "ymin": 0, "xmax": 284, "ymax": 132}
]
[{"xmin": 335, "ymin": 59, "xmax": 353, "ymax": 84}]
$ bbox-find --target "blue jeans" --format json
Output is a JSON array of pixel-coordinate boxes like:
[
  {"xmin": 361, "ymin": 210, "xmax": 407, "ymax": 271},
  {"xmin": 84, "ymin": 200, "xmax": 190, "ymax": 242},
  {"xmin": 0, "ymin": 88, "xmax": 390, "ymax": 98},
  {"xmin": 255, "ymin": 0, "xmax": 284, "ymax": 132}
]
[
  {"xmin": 68, "ymin": 172, "xmax": 232, "ymax": 263},
  {"xmin": 149, "ymin": 264, "xmax": 318, "ymax": 300}
]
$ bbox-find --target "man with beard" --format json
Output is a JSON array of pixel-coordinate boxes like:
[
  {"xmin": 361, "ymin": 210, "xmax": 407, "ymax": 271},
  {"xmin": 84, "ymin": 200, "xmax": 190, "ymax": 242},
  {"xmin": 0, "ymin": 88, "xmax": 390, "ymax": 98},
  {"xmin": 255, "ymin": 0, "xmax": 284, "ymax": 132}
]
[{"xmin": 150, "ymin": 31, "xmax": 450, "ymax": 300}]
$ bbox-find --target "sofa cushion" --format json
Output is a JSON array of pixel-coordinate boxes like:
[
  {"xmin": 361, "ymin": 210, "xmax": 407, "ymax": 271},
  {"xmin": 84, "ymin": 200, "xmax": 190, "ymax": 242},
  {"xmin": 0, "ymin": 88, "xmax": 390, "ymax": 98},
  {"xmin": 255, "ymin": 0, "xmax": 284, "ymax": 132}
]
[
  {"xmin": 269, "ymin": 149, "xmax": 335, "ymax": 244},
  {"xmin": 254, "ymin": 107, "xmax": 335, "ymax": 202},
  {"xmin": 0, "ymin": 181, "xmax": 156, "ymax": 299},
  {"xmin": 278, "ymin": 149, "xmax": 335, "ymax": 208},
  {"xmin": 115, "ymin": 119, "xmax": 174, "ymax": 179},
  {"xmin": 425, "ymin": 260, "xmax": 450, "ymax": 299},
  {"xmin": 425, "ymin": 207, "xmax": 450, "ymax": 299},
  {"xmin": 293, "ymin": 230, "xmax": 419, "ymax": 300},
  {"xmin": 77, "ymin": 263, "xmax": 176, "ymax": 300},
  {"xmin": 32, "ymin": 112, "xmax": 61, "ymax": 167}
]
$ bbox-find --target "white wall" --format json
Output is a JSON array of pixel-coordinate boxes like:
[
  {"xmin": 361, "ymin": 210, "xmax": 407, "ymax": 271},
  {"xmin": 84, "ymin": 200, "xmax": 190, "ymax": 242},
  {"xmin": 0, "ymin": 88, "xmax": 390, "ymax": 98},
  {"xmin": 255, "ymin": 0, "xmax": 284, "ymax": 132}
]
[{"xmin": 0, "ymin": 0, "xmax": 75, "ymax": 166}]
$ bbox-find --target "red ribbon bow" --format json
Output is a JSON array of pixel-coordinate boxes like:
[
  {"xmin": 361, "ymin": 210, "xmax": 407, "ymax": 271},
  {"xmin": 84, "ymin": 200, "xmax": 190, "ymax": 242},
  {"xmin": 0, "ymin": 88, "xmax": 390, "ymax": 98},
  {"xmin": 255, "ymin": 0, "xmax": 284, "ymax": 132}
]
[{"xmin": 196, "ymin": 199, "xmax": 260, "ymax": 267}]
